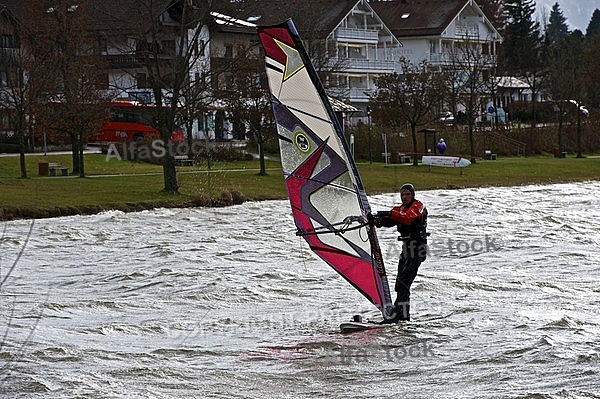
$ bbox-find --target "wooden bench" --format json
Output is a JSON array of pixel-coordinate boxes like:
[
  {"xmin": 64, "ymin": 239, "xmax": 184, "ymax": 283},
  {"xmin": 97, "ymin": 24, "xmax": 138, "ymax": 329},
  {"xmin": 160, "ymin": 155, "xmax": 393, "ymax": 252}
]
[
  {"xmin": 174, "ymin": 155, "xmax": 195, "ymax": 166},
  {"xmin": 484, "ymin": 150, "xmax": 497, "ymax": 160},
  {"xmin": 48, "ymin": 162, "xmax": 69, "ymax": 176},
  {"xmin": 398, "ymin": 153, "xmax": 412, "ymax": 164}
]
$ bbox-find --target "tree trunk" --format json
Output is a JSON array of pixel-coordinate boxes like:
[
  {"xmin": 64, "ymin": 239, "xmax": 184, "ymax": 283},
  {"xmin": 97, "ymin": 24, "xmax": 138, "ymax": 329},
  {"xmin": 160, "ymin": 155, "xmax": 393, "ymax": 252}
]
[
  {"xmin": 79, "ymin": 132, "xmax": 85, "ymax": 177},
  {"xmin": 411, "ymin": 123, "xmax": 418, "ymax": 166},
  {"xmin": 469, "ymin": 122, "xmax": 476, "ymax": 163},
  {"xmin": 576, "ymin": 111, "xmax": 583, "ymax": 158},
  {"xmin": 557, "ymin": 110, "xmax": 563, "ymax": 156},
  {"xmin": 71, "ymin": 133, "xmax": 80, "ymax": 174},
  {"xmin": 201, "ymin": 112, "xmax": 212, "ymax": 170},
  {"xmin": 19, "ymin": 128, "xmax": 27, "ymax": 178},
  {"xmin": 163, "ymin": 149, "xmax": 179, "ymax": 193},
  {"xmin": 258, "ymin": 142, "xmax": 266, "ymax": 176},
  {"xmin": 186, "ymin": 118, "xmax": 194, "ymax": 160}
]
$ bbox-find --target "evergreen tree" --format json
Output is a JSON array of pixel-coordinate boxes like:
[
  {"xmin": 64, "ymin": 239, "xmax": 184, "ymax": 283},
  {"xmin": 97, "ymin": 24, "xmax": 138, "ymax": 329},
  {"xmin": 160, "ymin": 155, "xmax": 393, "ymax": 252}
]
[
  {"xmin": 586, "ymin": 9, "xmax": 600, "ymax": 38},
  {"xmin": 477, "ymin": 0, "xmax": 505, "ymax": 30},
  {"xmin": 545, "ymin": 2, "xmax": 570, "ymax": 45},
  {"xmin": 546, "ymin": 31, "xmax": 586, "ymax": 155},
  {"xmin": 503, "ymin": 0, "xmax": 544, "ymax": 124},
  {"xmin": 583, "ymin": 28, "xmax": 600, "ymax": 108},
  {"xmin": 503, "ymin": 0, "xmax": 543, "ymax": 75}
]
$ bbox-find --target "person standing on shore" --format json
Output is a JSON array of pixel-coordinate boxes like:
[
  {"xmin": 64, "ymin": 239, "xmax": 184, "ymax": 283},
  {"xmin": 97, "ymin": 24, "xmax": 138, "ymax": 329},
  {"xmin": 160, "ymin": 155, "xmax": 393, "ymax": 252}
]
[{"xmin": 371, "ymin": 183, "xmax": 428, "ymax": 322}]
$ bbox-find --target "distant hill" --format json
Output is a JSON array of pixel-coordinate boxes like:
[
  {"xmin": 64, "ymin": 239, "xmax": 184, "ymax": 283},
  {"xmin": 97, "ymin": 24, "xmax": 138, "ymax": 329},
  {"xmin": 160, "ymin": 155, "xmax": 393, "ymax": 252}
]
[{"xmin": 536, "ymin": 0, "xmax": 597, "ymax": 32}]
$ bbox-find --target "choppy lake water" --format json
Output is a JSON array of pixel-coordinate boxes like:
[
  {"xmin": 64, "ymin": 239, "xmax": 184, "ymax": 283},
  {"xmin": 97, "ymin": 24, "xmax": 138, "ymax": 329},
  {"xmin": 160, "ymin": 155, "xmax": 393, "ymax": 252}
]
[{"xmin": 1, "ymin": 182, "xmax": 600, "ymax": 398}]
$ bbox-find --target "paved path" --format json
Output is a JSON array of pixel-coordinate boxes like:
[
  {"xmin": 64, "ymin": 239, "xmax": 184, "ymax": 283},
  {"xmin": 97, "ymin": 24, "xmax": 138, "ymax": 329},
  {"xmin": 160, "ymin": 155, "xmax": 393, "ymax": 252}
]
[{"xmin": 0, "ymin": 149, "xmax": 103, "ymax": 157}]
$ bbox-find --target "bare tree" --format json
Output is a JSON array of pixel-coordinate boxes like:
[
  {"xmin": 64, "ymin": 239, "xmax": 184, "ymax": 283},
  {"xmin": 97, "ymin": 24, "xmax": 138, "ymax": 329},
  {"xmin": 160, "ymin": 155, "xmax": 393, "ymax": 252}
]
[
  {"xmin": 220, "ymin": 44, "xmax": 274, "ymax": 175},
  {"xmin": 91, "ymin": 0, "xmax": 217, "ymax": 193},
  {"xmin": 24, "ymin": 0, "xmax": 110, "ymax": 177},
  {"xmin": 446, "ymin": 36, "xmax": 497, "ymax": 162},
  {"xmin": 0, "ymin": 8, "xmax": 39, "ymax": 178},
  {"xmin": 371, "ymin": 58, "xmax": 446, "ymax": 165},
  {"xmin": 545, "ymin": 30, "xmax": 586, "ymax": 157}
]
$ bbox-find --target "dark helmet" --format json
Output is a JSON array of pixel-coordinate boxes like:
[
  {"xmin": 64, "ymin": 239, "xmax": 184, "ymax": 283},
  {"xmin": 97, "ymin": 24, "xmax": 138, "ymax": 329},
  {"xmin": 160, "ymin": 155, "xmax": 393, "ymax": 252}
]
[{"xmin": 400, "ymin": 183, "xmax": 415, "ymax": 197}]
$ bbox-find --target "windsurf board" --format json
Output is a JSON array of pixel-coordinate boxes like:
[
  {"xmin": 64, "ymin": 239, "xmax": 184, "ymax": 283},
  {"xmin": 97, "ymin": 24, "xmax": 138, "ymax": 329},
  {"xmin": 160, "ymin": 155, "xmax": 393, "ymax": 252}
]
[{"xmin": 339, "ymin": 321, "xmax": 385, "ymax": 333}]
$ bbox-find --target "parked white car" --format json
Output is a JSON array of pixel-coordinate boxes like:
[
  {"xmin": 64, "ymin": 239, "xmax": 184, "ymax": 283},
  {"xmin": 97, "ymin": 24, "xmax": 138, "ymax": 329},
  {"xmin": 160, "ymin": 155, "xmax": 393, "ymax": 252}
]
[
  {"xmin": 439, "ymin": 111, "xmax": 455, "ymax": 124},
  {"xmin": 568, "ymin": 100, "xmax": 589, "ymax": 116}
]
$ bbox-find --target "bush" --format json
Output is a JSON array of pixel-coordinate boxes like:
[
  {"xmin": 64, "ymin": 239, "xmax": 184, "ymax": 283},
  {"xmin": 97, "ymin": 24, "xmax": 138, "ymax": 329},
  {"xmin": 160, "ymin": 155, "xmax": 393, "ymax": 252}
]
[{"xmin": 193, "ymin": 192, "xmax": 212, "ymax": 207}]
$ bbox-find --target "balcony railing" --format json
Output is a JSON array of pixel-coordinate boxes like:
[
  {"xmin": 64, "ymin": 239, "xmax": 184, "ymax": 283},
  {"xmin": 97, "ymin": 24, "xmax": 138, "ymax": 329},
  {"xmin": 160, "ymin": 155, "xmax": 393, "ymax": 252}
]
[
  {"xmin": 335, "ymin": 27, "xmax": 379, "ymax": 42},
  {"xmin": 0, "ymin": 47, "xmax": 20, "ymax": 65},
  {"xmin": 106, "ymin": 54, "xmax": 145, "ymax": 68},
  {"xmin": 429, "ymin": 52, "xmax": 497, "ymax": 67},
  {"xmin": 327, "ymin": 87, "xmax": 374, "ymax": 102},
  {"xmin": 456, "ymin": 24, "xmax": 480, "ymax": 38},
  {"xmin": 328, "ymin": 57, "xmax": 396, "ymax": 72}
]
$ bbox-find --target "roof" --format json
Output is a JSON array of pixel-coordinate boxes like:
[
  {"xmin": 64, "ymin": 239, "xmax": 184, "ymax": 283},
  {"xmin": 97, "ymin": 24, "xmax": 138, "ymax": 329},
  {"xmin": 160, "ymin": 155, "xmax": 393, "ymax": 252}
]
[
  {"xmin": 4, "ymin": 0, "xmax": 180, "ymax": 35},
  {"xmin": 370, "ymin": 0, "xmax": 472, "ymax": 37},
  {"xmin": 0, "ymin": 1, "xmax": 24, "ymax": 17},
  {"xmin": 328, "ymin": 96, "xmax": 359, "ymax": 113},
  {"xmin": 496, "ymin": 76, "xmax": 529, "ymax": 89},
  {"xmin": 211, "ymin": 0, "xmax": 359, "ymax": 37},
  {"xmin": 0, "ymin": 0, "xmax": 26, "ymax": 24},
  {"xmin": 85, "ymin": 0, "xmax": 175, "ymax": 34}
]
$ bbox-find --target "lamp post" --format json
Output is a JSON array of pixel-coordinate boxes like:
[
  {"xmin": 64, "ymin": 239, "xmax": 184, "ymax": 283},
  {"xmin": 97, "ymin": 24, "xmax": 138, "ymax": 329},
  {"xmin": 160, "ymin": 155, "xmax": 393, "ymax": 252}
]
[
  {"xmin": 382, "ymin": 131, "xmax": 388, "ymax": 165},
  {"xmin": 366, "ymin": 106, "xmax": 372, "ymax": 164}
]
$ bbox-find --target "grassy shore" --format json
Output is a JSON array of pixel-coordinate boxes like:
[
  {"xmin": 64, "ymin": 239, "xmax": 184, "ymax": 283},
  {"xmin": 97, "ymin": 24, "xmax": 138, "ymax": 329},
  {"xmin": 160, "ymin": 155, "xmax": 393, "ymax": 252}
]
[{"xmin": 1, "ymin": 152, "xmax": 599, "ymax": 220}]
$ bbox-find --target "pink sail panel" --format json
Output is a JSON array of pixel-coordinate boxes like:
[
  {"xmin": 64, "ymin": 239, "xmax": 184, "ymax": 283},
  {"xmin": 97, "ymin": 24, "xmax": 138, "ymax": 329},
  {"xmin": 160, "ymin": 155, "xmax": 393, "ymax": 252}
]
[{"xmin": 285, "ymin": 141, "xmax": 384, "ymax": 309}]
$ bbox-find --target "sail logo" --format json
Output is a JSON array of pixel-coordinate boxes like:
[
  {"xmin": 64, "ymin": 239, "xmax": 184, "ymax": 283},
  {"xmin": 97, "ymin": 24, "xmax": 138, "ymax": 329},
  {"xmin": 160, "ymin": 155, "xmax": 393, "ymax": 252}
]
[
  {"xmin": 294, "ymin": 131, "xmax": 311, "ymax": 153},
  {"xmin": 274, "ymin": 39, "xmax": 304, "ymax": 81}
]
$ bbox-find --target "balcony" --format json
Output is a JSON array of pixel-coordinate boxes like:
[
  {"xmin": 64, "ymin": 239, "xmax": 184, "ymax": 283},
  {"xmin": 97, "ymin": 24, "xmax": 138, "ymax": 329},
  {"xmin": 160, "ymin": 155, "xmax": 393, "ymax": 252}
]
[
  {"xmin": 106, "ymin": 53, "xmax": 146, "ymax": 69},
  {"xmin": 328, "ymin": 57, "xmax": 396, "ymax": 73},
  {"xmin": 429, "ymin": 52, "xmax": 497, "ymax": 67},
  {"xmin": 456, "ymin": 24, "xmax": 480, "ymax": 39},
  {"xmin": 0, "ymin": 47, "xmax": 20, "ymax": 65},
  {"xmin": 327, "ymin": 87, "xmax": 374, "ymax": 103},
  {"xmin": 335, "ymin": 27, "xmax": 379, "ymax": 43}
]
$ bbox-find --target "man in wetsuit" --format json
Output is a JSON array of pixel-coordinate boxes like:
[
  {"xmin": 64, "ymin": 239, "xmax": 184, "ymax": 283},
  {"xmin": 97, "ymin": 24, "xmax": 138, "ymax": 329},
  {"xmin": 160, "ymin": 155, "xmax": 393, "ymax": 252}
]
[{"xmin": 372, "ymin": 183, "xmax": 428, "ymax": 322}]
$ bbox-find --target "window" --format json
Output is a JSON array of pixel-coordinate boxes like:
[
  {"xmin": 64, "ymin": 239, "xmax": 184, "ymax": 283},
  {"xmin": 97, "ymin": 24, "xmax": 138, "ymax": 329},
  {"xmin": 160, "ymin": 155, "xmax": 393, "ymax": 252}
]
[
  {"xmin": 161, "ymin": 40, "xmax": 176, "ymax": 55},
  {"xmin": 136, "ymin": 73, "xmax": 149, "ymax": 89},
  {"xmin": 197, "ymin": 39, "xmax": 205, "ymax": 57},
  {"xmin": 98, "ymin": 38, "xmax": 108, "ymax": 54},
  {"xmin": 95, "ymin": 73, "xmax": 109, "ymax": 90},
  {"xmin": 1, "ymin": 34, "xmax": 17, "ymax": 48},
  {"xmin": 236, "ymin": 44, "xmax": 245, "ymax": 57},
  {"xmin": 0, "ymin": 110, "xmax": 11, "ymax": 130},
  {"xmin": 129, "ymin": 91, "xmax": 152, "ymax": 104},
  {"xmin": 224, "ymin": 44, "xmax": 233, "ymax": 58},
  {"xmin": 429, "ymin": 41, "xmax": 438, "ymax": 53}
]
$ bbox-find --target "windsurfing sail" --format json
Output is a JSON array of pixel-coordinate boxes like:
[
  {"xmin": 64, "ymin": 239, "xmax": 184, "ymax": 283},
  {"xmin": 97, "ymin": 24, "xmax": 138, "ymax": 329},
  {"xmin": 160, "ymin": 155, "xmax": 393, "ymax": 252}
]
[{"xmin": 257, "ymin": 20, "xmax": 392, "ymax": 317}]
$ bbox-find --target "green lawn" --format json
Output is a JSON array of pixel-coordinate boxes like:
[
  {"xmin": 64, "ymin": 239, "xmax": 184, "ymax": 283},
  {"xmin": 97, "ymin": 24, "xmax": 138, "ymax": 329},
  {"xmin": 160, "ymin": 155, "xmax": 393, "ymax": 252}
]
[
  {"xmin": 358, "ymin": 155, "xmax": 600, "ymax": 193},
  {"xmin": 1, "ymin": 152, "xmax": 599, "ymax": 220}
]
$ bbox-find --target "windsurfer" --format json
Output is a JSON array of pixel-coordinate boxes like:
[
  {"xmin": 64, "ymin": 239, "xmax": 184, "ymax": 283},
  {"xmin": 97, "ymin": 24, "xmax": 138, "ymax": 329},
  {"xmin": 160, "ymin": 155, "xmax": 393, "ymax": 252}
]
[{"xmin": 371, "ymin": 183, "xmax": 428, "ymax": 322}]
